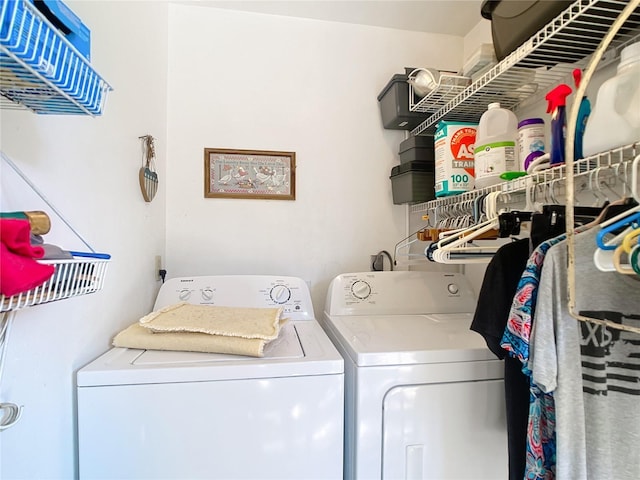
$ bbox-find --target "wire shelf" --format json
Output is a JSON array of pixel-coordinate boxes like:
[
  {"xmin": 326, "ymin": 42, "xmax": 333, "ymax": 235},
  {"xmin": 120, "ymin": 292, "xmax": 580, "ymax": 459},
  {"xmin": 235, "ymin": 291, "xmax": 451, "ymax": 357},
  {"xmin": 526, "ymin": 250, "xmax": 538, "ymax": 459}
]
[
  {"xmin": 410, "ymin": 142, "xmax": 640, "ymax": 216},
  {"xmin": 0, "ymin": 257, "xmax": 109, "ymax": 312},
  {"xmin": 410, "ymin": 0, "xmax": 640, "ymax": 136},
  {"xmin": 0, "ymin": 0, "xmax": 112, "ymax": 115},
  {"xmin": 409, "ymin": 71, "xmax": 471, "ymax": 114},
  {"xmin": 1, "ymin": 152, "xmax": 112, "ymax": 312}
]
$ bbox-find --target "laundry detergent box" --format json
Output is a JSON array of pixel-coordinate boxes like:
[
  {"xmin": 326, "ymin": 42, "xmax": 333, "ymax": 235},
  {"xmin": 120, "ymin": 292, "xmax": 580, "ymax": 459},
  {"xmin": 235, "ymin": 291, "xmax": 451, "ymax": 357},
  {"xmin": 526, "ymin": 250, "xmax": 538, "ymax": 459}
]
[{"xmin": 434, "ymin": 121, "xmax": 477, "ymax": 197}]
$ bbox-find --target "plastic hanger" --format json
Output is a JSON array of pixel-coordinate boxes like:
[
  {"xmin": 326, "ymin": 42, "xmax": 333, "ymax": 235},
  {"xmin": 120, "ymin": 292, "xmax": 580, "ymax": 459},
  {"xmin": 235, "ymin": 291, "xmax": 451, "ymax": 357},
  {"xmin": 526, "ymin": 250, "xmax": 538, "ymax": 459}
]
[
  {"xmin": 431, "ymin": 245, "xmax": 499, "ymax": 264},
  {"xmin": 594, "ymin": 224, "xmax": 636, "ymax": 272},
  {"xmin": 612, "ymin": 243, "xmax": 635, "ymax": 275},
  {"xmin": 622, "ymin": 228, "xmax": 640, "ymax": 254},
  {"xmin": 435, "ymin": 192, "xmax": 501, "ymax": 249},
  {"xmin": 595, "ymin": 211, "xmax": 640, "ymax": 250},
  {"xmin": 631, "ymin": 244, "xmax": 640, "ymax": 275},
  {"xmin": 591, "ymin": 201, "xmax": 640, "ymax": 272},
  {"xmin": 426, "ymin": 192, "xmax": 514, "ymax": 263},
  {"xmin": 582, "ymin": 197, "xmax": 638, "ymax": 229},
  {"xmin": 619, "ymin": 228, "xmax": 640, "ymax": 276},
  {"xmin": 595, "ymin": 155, "xmax": 640, "ymax": 229}
]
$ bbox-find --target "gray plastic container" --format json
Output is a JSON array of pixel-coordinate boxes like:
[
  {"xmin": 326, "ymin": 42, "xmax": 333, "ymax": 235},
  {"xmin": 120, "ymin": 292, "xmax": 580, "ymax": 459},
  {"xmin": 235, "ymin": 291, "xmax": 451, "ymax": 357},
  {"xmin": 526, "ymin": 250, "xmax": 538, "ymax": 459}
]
[
  {"xmin": 481, "ymin": 0, "xmax": 572, "ymax": 61},
  {"xmin": 399, "ymin": 135, "xmax": 435, "ymax": 164},
  {"xmin": 377, "ymin": 72, "xmax": 427, "ymax": 130},
  {"xmin": 389, "ymin": 161, "xmax": 435, "ymax": 205}
]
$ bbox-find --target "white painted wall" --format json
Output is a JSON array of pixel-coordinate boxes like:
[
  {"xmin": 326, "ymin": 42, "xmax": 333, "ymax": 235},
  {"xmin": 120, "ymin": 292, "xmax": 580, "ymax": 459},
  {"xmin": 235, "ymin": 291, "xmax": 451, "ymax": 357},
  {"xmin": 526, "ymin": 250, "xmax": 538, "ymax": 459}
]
[
  {"xmin": 0, "ymin": 1, "xmax": 168, "ymax": 478},
  {"xmin": 165, "ymin": 4, "xmax": 464, "ymax": 312},
  {"xmin": 1, "ymin": 2, "xmax": 466, "ymax": 477},
  {"xmin": 0, "ymin": 2, "xmax": 463, "ymax": 477}
]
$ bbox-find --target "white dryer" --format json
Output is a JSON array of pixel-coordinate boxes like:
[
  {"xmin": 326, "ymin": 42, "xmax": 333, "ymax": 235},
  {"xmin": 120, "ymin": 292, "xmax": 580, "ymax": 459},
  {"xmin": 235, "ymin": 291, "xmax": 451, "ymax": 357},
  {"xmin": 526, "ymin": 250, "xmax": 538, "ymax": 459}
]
[
  {"xmin": 77, "ymin": 275, "xmax": 344, "ymax": 480},
  {"xmin": 321, "ymin": 271, "xmax": 506, "ymax": 480}
]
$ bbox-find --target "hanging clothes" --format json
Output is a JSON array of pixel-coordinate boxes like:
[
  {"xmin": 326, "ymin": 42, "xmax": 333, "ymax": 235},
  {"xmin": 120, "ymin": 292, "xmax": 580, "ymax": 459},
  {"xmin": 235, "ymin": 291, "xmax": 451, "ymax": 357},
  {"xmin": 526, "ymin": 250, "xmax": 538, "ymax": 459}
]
[
  {"xmin": 501, "ymin": 234, "xmax": 566, "ymax": 480},
  {"xmin": 530, "ymin": 228, "xmax": 640, "ymax": 479},
  {"xmin": 471, "ymin": 238, "xmax": 530, "ymax": 480},
  {"xmin": 471, "ymin": 206, "xmax": 611, "ymax": 479}
]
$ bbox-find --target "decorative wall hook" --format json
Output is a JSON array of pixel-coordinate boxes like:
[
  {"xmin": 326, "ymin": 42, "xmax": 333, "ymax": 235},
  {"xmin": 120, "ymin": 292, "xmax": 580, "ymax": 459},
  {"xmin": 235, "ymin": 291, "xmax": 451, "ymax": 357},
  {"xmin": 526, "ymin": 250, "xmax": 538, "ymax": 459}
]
[{"xmin": 139, "ymin": 135, "xmax": 158, "ymax": 202}]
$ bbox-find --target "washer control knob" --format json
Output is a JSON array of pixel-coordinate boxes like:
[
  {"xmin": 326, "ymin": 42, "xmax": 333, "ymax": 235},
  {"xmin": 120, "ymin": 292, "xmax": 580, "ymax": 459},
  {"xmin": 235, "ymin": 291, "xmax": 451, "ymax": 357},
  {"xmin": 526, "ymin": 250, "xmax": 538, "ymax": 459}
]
[
  {"xmin": 201, "ymin": 288, "xmax": 214, "ymax": 301},
  {"xmin": 447, "ymin": 283, "xmax": 459, "ymax": 295},
  {"xmin": 270, "ymin": 285, "xmax": 291, "ymax": 304},
  {"xmin": 351, "ymin": 280, "xmax": 372, "ymax": 300},
  {"xmin": 178, "ymin": 289, "xmax": 192, "ymax": 301}
]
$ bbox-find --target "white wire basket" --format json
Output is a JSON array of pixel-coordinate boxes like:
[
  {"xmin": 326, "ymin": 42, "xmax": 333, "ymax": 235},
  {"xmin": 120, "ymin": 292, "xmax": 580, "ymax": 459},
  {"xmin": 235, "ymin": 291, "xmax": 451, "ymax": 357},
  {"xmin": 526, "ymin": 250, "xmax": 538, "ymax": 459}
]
[
  {"xmin": 1, "ymin": 152, "xmax": 112, "ymax": 312},
  {"xmin": 408, "ymin": 70, "xmax": 471, "ymax": 114},
  {"xmin": 0, "ymin": 0, "xmax": 112, "ymax": 115},
  {"xmin": 1, "ymin": 257, "xmax": 110, "ymax": 312}
]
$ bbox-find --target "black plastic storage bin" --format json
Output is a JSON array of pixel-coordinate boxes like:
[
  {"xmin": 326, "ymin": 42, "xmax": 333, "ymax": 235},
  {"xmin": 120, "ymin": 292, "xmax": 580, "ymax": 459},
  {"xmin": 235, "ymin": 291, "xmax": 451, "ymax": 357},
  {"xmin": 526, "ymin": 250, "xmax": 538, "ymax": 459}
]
[
  {"xmin": 389, "ymin": 161, "xmax": 435, "ymax": 205},
  {"xmin": 377, "ymin": 71, "xmax": 427, "ymax": 130},
  {"xmin": 481, "ymin": 0, "xmax": 573, "ymax": 61},
  {"xmin": 399, "ymin": 135, "xmax": 435, "ymax": 164}
]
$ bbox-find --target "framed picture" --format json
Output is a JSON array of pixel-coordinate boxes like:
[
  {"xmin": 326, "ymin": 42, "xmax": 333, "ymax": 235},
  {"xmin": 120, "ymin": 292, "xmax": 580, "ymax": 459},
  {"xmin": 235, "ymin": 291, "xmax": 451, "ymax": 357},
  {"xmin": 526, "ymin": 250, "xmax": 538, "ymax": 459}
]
[{"xmin": 204, "ymin": 148, "xmax": 296, "ymax": 200}]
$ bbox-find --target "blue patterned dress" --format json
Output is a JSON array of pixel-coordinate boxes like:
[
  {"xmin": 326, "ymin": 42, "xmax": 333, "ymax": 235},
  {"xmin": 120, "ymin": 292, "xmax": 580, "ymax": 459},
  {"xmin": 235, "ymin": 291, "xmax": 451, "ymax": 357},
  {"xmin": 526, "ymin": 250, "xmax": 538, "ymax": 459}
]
[{"xmin": 501, "ymin": 236, "xmax": 565, "ymax": 480}]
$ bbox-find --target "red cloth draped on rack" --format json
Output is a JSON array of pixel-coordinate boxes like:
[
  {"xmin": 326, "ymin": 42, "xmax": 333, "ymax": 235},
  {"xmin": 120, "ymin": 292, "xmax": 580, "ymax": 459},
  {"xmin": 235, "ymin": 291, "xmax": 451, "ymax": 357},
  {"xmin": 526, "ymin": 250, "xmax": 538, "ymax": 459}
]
[{"xmin": 0, "ymin": 219, "xmax": 55, "ymax": 297}]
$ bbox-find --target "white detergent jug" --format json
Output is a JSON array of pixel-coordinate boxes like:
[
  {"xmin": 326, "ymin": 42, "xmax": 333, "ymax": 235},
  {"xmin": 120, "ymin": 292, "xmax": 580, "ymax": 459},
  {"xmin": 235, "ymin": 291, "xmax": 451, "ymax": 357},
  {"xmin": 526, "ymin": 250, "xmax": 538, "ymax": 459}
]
[
  {"xmin": 583, "ymin": 41, "xmax": 640, "ymax": 157},
  {"xmin": 474, "ymin": 102, "xmax": 519, "ymax": 189}
]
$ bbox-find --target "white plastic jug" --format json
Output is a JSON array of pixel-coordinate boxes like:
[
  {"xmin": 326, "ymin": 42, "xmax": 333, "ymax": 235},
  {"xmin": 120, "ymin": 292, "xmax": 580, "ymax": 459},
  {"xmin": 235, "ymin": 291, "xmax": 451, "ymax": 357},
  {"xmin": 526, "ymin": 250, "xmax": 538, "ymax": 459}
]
[
  {"xmin": 474, "ymin": 102, "xmax": 519, "ymax": 189},
  {"xmin": 583, "ymin": 41, "xmax": 640, "ymax": 157}
]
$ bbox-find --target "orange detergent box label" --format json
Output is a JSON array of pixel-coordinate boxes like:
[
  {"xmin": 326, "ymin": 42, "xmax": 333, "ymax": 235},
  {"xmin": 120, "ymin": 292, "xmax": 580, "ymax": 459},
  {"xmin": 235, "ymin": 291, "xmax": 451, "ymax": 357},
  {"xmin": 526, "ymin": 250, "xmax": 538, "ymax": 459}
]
[{"xmin": 434, "ymin": 121, "xmax": 477, "ymax": 196}]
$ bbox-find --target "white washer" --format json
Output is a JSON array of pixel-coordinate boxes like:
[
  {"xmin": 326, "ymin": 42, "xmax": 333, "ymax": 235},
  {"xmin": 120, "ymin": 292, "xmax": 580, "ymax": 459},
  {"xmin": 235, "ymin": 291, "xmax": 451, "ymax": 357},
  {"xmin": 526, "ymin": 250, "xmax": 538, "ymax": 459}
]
[
  {"xmin": 77, "ymin": 275, "xmax": 344, "ymax": 480},
  {"xmin": 321, "ymin": 271, "xmax": 507, "ymax": 480}
]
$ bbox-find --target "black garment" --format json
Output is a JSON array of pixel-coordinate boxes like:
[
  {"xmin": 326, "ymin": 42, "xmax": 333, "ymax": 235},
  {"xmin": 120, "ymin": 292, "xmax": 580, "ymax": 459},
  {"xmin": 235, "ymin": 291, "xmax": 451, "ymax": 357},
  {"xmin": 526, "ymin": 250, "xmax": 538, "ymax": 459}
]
[
  {"xmin": 470, "ymin": 238, "xmax": 530, "ymax": 480},
  {"xmin": 504, "ymin": 355, "xmax": 530, "ymax": 480}
]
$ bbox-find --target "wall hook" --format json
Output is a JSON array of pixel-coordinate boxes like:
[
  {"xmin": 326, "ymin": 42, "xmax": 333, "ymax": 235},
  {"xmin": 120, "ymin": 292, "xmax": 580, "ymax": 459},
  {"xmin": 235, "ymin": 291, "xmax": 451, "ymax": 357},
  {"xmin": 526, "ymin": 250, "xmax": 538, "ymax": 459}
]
[{"xmin": 139, "ymin": 135, "xmax": 159, "ymax": 202}]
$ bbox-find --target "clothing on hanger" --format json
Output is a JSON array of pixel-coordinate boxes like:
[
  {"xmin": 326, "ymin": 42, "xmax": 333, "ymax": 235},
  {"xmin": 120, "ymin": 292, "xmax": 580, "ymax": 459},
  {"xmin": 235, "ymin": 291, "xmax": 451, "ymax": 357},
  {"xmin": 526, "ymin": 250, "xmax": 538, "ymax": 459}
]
[
  {"xmin": 501, "ymin": 234, "xmax": 566, "ymax": 480},
  {"xmin": 471, "ymin": 238, "xmax": 531, "ymax": 480},
  {"xmin": 472, "ymin": 199, "xmax": 638, "ymax": 479},
  {"xmin": 530, "ymin": 228, "xmax": 640, "ymax": 480},
  {"xmin": 498, "ymin": 198, "xmax": 640, "ymax": 479}
]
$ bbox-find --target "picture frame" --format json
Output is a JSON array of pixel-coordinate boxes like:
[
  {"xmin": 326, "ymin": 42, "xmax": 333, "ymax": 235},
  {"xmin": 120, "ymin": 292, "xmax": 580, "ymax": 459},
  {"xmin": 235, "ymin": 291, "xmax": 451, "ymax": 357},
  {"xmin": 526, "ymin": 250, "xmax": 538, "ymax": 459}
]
[{"xmin": 204, "ymin": 148, "xmax": 296, "ymax": 200}]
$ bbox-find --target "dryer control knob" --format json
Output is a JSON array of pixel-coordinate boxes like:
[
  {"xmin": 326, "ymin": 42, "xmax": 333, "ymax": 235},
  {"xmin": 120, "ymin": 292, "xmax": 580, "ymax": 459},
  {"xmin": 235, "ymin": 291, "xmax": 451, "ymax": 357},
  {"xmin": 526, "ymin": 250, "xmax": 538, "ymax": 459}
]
[
  {"xmin": 201, "ymin": 288, "xmax": 214, "ymax": 301},
  {"xmin": 270, "ymin": 285, "xmax": 291, "ymax": 304},
  {"xmin": 447, "ymin": 283, "xmax": 459, "ymax": 295},
  {"xmin": 179, "ymin": 289, "xmax": 192, "ymax": 301},
  {"xmin": 351, "ymin": 280, "xmax": 371, "ymax": 299}
]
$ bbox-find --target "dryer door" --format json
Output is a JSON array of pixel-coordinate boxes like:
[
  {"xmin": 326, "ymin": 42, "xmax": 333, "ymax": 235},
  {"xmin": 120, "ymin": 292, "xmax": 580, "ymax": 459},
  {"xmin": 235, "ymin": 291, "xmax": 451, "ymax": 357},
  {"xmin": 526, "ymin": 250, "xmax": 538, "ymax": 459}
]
[{"xmin": 382, "ymin": 379, "xmax": 507, "ymax": 479}]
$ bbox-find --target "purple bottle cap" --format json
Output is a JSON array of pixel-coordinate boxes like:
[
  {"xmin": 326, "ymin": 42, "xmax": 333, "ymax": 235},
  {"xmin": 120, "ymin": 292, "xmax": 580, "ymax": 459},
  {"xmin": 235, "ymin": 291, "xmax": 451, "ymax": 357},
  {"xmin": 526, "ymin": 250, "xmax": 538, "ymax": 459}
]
[{"xmin": 518, "ymin": 118, "xmax": 544, "ymax": 129}]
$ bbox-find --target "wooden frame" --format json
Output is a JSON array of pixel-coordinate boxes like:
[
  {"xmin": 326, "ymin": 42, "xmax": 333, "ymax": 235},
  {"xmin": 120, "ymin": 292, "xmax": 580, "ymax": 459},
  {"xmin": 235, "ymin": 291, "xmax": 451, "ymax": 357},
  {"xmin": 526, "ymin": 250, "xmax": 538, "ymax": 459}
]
[{"xmin": 204, "ymin": 148, "xmax": 296, "ymax": 200}]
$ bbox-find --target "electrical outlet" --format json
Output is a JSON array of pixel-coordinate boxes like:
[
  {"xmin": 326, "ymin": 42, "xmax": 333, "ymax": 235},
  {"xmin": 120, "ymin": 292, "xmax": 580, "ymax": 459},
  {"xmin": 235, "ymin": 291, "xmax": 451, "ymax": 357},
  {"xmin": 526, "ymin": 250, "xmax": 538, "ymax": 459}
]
[
  {"xmin": 155, "ymin": 255, "xmax": 163, "ymax": 281},
  {"xmin": 370, "ymin": 254, "xmax": 384, "ymax": 271}
]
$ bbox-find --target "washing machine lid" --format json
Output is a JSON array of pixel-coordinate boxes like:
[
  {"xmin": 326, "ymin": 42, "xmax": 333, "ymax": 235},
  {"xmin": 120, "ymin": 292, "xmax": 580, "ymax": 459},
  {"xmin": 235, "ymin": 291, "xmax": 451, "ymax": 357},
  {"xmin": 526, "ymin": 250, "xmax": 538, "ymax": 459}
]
[
  {"xmin": 77, "ymin": 321, "xmax": 343, "ymax": 386},
  {"xmin": 324, "ymin": 313, "xmax": 494, "ymax": 366}
]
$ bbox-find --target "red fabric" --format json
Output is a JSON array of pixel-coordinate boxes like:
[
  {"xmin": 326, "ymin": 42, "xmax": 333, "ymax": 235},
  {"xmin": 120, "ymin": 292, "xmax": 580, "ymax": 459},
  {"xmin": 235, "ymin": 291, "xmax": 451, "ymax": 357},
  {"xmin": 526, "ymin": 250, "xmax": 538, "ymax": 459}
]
[{"xmin": 0, "ymin": 219, "xmax": 55, "ymax": 297}]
